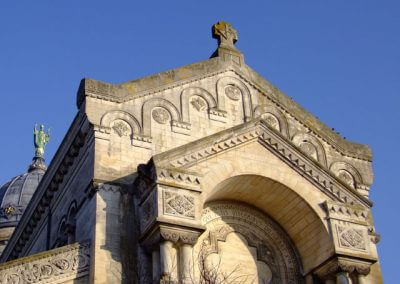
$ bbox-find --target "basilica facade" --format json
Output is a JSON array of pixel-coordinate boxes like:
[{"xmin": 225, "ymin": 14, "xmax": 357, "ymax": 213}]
[{"xmin": 0, "ymin": 22, "xmax": 382, "ymax": 283}]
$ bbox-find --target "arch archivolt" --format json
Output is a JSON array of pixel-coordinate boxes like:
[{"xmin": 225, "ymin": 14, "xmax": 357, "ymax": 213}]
[
  {"xmin": 292, "ymin": 132, "xmax": 328, "ymax": 167},
  {"xmin": 142, "ymin": 98, "xmax": 181, "ymax": 137},
  {"xmin": 100, "ymin": 110, "xmax": 141, "ymax": 136},
  {"xmin": 216, "ymin": 76, "xmax": 253, "ymax": 121},
  {"xmin": 181, "ymin": 87, "xmax": 217, "ymax": 123},
  {"xmin": 196, "ymin": 143, "xmax": 334, "ymax": 272},
  {"xmin": 197, "ymin": 201, "xmax": 302, "ymax": 283}
]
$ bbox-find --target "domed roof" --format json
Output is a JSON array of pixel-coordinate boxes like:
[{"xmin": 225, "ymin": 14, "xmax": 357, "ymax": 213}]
[{"xmin": 0, "ymin": 157, "xmax": 46, "ymax": 228}]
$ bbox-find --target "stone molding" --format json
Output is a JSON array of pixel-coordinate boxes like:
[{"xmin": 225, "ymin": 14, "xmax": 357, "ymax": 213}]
[
  {"xmin": 314, "ymin": 257, "xmax": 373, "ymax": 280},
  {"xmin": 0, "ymin": 242, "xmax": 90, "ymax": 283},
  {"xmin": 324, "ymin": 201, "xmax": 369, "ymax": 225},
  {"xmin": 152, "ymin": 120, "xmax": 370, "ymax": 207}
]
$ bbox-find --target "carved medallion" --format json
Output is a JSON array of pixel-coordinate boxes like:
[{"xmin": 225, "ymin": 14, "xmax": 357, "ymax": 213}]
[
  {"xmin": 164, "ymin": 191, "xmax": 195, "ymax": 218},
  {"xmin": 190, "ymin": 97, "xmax": 207, "ymax": 111},
  {"xmin": 111, "ymin": 120, "xmax": 130, "ymax": 137},
  {"xmin": 337, "ymin": 226, "xmax": 366, "ymax": 250},
  {"xmin": 225, "ymin": 85, "xmax": 241, "ymax": 101},
  {"xmin": 152, "ymin": 108, "xmax": 170, "ymax": 124}
]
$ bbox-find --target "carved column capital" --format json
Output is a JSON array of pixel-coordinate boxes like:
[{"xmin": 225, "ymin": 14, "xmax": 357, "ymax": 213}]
[
  {"xmin": 314, "ymin": 257, "xmax": 373, "ymax": 280},
  {"xmin": 141, "ymin": 223, "xmax": 205, "ymax": 251},
  {"xmin": 159, "ymin": 226, "xmax": 201, "ymax": 245}
]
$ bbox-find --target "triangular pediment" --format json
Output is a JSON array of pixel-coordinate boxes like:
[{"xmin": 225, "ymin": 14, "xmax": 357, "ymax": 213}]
[
  {"xmin": 79, "ymin": 58, "xmax": 371, "ymax": 159},
  {"xmin": 145, "ymin": 119, "xmax": 370, "ymax": 207}
]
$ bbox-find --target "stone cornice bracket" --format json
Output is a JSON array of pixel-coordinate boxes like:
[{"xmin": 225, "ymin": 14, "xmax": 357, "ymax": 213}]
[{"xmin": 314, "ymin": 257, "xmax": 373, "ymax": 280}]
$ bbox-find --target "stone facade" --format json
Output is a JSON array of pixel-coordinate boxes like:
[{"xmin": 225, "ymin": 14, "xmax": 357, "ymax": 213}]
[{"xmin": 0, "ymin": 21, "xmax": 382, "ymax": 283}]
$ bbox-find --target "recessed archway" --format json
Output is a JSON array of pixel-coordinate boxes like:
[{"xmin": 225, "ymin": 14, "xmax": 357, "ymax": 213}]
[{"xmin": 201, "ymin": 173, "xmax": 333, "ymax": 274}]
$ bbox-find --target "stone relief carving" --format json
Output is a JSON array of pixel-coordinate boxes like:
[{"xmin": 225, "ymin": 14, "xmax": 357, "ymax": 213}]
[
  {"xmin": 299, "ymin": 141, "xmax": 318, "ymax": 161},
  {"xmin": 314, "ymin": 257, "xmax": 372, "ymax": 280},
  {"xmin": 163, "ymin": 191, "xmax": 195, "ymax": 219},
  {"xmin": 330, "ymin": 162, "xmax": 364, "ymax": 190},
  {"xmin": 111, "ymin": 120, "xmax": 131, "ymax": 137},
  {"xmin": 100, "ymin": 110, "xmax": 141, "ymax": 135},
  {"xmin": 190, "ymin": 97, "xmax": 207, "ymax": 112},
  {"xmin": 261, "ymin": 113, "xmax": 280, "ymax": 131},
  {"xmin": 337, "ymin": 170, "xmax": 355, "ymax": 189},
  {"xmin": 159, "ymin": 227, "xmax": 200, "ymax": 245},
  {"xmin": 200, "ymin": 201, "xmax": 302, "ymax": 283},
  {"xmin": 337, "ymin": 225, "xmax": 366, "ymax": 251},
  {"xmin": 224, "ymin": 85, "xmax": 242, "ymax": 101},
  {"xmin": 292, "ymin": 132, "xmax": 328, "ymax": 167},
  {"xmin": 152, "ymin": 108, "xmax": 171, "ymax": 124},
  {"xmin": 0, "ymin": 242, "xmax": 90, "ymax": 284}
]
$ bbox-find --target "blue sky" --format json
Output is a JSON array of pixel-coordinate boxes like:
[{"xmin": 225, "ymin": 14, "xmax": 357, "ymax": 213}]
[{"xmin": 0, "ymin": 1, "xmax": 398, "ymax": 281}]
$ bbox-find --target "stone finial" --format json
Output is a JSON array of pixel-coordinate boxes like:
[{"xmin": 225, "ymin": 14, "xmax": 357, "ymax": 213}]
[{"xmin": 212, "ymin": 21, "xmax": 238, "ymax": 49}]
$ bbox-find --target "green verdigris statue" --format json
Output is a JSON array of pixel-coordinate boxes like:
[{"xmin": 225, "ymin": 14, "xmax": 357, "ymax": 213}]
[{"xmin": 34, "ymin": 124, "xmax": 50, "ymax": 158}]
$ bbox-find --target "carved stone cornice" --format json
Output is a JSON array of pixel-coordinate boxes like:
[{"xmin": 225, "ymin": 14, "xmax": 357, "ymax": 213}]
[
  {"xmin": 135, "ymin": 160, "xmax": 201, "ymax": 201},
  {"xmin": 0, "ymin": 241, "xmax": 90, "ymax": 283},
  {"xmin": 324, "ymin": 201, "xmax": 369, "ymax": 225},
  {"xmin": 314, "ymin": 257, "xmax": 373, "ymax": 279}
]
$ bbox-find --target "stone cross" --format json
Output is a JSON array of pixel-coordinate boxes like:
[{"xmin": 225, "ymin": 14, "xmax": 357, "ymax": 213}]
[{"xmin": 212, "ymin": 21, "xmax": 238, "ymax": 48}]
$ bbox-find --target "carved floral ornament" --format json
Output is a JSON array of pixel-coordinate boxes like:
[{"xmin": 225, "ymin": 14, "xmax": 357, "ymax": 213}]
[
  {"xmin": 111, "ymin": 120, "xmax": 131, "ymax": 137},
  {"xmin": 337, "ymin": 225, "xmax": 366, "ymax": 251},
  {"xmin": 261, "ymin": 113, "xmax": 280, "ymax": 131},
  {"xmin": 190, "ymin": 97, "xmax": 207, "ymax": 112},
  {"xmin": 224, "ymin": 84, "xmax": 241, "ymax": 100},
  {"xmin": 0, "ymin": 242, "xmax": 90, "ymax": 284},
  {"xmin": 163, "ymin": 191, "xmax": 195, "ymax": 219},
  {"xmin": 152, "ymin": 108, "xmax": 170, "ymax": 124}
]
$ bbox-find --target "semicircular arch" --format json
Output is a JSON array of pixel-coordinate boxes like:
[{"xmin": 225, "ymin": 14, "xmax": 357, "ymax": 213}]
[
  {"xmin": 216, "ymin": 76, "xmax": 253, "ymax": 121},
  {"xmin": 100, "ymin": 110, "xmax": 141, "ymax": 135},
  {"xmin": 199, "ymin": 155, "xmax": 334, "ymax": 273},
  {"xmin": 142, "ymin": 98, "xmax": 181, "ymax": 137},
  {"xmin": 330, "ymin": 161, "xmax": 363, "ymax": 189},
  {"xmin": 292, "ymin": 132, "xmax": 328, "ymax": 167},
  {"xmin": 254, "ymin": 104, "xmax": 289, "ymax": 137},
  {"xmin": 180, "ymin": 87, "xmax": 217, "ymax": 123}
]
